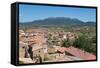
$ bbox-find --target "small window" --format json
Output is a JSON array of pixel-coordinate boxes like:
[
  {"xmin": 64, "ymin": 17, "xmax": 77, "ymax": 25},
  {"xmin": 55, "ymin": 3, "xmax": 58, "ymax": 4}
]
[
  {"xmin": 22, "ymin": 46, "xmax": 25, "ymax": 49},
  {"xmin": 39, "ymin": 50, "xmax": 40, "ymax": 53}
]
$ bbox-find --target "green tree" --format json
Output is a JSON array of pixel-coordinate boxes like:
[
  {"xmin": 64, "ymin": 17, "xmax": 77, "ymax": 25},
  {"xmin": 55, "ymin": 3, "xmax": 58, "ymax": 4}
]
[
  {"xmin": 61, "ymin": 39, "xmax": 71, "ymax": 47},
  {"xmin": 73, "ymin": 33, "xmax": 96, "ymax": 55}
]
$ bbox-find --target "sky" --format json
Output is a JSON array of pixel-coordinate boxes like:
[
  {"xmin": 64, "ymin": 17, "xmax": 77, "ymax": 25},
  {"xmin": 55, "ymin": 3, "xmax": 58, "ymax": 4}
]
[{"xmin": 19, "ymin": 4, "xmax": 96, "ymax": 23}]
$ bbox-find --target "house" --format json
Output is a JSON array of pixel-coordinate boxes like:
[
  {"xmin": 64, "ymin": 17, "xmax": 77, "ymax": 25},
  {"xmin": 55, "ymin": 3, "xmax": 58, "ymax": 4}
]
[
  {"xmin": 19, "ymin": 29, "xmax": 48, "ymax": 62},
  {"xmin": 65, "ymin": 46, "xmax": 96, "ymax": 60},
  {"xmin": 32, "ymin": 44, "xmax": 48, "ymax": 61},
  {"xmin": 19, "ymin": 30, "xmax": 25, "ymax": 37},
  {"xmin": 19, "ymin": 41, "xmax": 27, "ymax": 58},
  {"xmin": 56, "ymin": 47, "xmax": 66, "ymax": 59},
  {"xmin": 47, "ymin": 46, "xmax": 66, "ymax": 60}
]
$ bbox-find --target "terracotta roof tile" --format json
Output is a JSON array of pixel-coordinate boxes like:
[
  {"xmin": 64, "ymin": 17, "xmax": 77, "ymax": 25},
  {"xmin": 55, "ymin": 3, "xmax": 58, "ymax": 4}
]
[{"xmin": 65, "ymin": 46, "xmax": 96, "ymax": 60}]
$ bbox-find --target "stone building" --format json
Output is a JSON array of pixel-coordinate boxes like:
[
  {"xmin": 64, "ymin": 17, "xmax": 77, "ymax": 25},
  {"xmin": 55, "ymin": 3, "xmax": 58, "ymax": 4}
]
[{"xmin": 19, "ymin": 29, "xmax": 48, "ymax": 63}]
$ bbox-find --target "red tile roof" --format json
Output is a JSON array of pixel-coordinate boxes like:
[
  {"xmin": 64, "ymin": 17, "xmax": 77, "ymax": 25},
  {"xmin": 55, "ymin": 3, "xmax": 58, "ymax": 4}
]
[
  {"xmin": 65, "ymin": 46, "xmax": 96, "ymax": 60},
  {"xmin": 57, "ymin": 47, "xmax": 66, "ymax": 53}
]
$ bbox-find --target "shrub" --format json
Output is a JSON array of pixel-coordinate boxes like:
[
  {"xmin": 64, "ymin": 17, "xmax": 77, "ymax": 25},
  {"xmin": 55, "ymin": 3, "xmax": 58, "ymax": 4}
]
[{"xmin": 61, "ymin": 39, "xmax": 72, "ymax": 47}]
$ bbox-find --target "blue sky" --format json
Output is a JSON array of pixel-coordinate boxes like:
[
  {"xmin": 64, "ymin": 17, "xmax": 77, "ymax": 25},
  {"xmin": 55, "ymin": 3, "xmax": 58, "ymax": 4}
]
[{"xmin": 19, "ymin": 4, "xmax": 96, "ymax": 23}]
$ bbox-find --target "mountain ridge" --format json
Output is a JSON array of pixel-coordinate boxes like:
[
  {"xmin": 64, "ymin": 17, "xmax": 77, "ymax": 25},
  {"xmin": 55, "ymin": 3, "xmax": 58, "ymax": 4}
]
[{"xmin": 19, "ymin": 17, "xmax": 95, "ymax": 27}]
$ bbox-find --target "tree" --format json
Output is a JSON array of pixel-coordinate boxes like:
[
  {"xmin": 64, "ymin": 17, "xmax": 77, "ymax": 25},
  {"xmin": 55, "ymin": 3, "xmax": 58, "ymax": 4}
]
[
  {"xmin": 92, "ymin": 36, "xmax": 96, "ymax": 43},
  {"xmin": 73, "ymin": 33, "xmax": 96, "ymax": 55},
  {"xmin": 61, "ymin": 39, "xmax": 71, "ymax": 47}
]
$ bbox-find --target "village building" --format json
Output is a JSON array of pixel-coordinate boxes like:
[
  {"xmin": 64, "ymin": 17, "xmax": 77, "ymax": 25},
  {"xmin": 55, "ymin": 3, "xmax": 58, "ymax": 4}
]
[
  {"xmin": 19, "ymin": 28, "xmax": 95, "ymax": 63},
  {"xmin": 19, "ymin": 29, "xmax": 48, "ymax": 63}
]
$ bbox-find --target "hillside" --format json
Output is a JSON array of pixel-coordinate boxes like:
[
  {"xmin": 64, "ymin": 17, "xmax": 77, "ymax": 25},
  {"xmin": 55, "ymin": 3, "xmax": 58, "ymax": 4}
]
[{"xmin": 19, "ymin": 17, "xmax": 96, "ymax": 27}]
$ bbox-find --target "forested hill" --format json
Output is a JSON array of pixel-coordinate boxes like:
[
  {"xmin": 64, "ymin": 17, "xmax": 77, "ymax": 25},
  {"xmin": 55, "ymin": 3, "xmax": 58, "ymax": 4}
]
[{"xmin": 19, "ymin": 17, "xmax": 96, "ymax": 27}]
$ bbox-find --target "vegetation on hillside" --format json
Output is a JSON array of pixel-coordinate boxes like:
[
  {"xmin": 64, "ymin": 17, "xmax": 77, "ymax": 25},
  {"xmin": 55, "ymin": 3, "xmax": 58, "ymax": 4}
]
[{"xmin": 73, "ymin": 33, "xmax": 96, "ymax": 55}]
